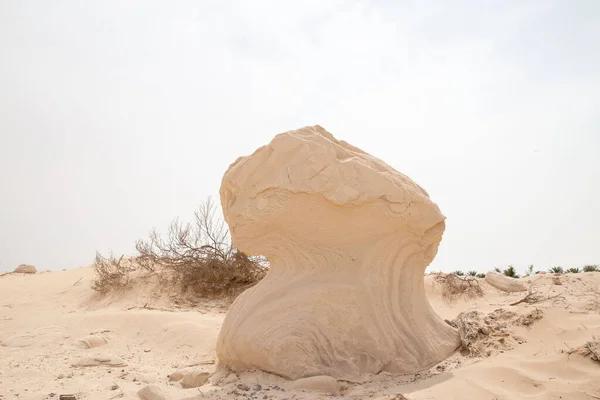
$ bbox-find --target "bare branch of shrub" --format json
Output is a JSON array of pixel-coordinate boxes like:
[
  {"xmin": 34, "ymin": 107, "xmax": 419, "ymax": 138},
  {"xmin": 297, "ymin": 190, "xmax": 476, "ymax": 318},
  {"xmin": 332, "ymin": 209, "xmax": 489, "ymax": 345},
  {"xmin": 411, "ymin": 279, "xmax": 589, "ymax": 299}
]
[
  {"xmin": 569, "ymin": 337, "xmax": 600, "ymax": 363},
  {"xmin": 510, "ymin": 284, "xmax": 564, "ymax": 306},
  {"xmin": 91, "ymin": 253, "xmax": 132, "ymax": 294},
  {"xmin": 133, "ymin": 196, "xmax": 267, "ymax": 298},
  {"xmin": 91, "ymin": 197, "xmax": 268, "ymax": 298},
  {"xmin": 433, "ymin": 273, "xmax": 483, "ymax": 302}
]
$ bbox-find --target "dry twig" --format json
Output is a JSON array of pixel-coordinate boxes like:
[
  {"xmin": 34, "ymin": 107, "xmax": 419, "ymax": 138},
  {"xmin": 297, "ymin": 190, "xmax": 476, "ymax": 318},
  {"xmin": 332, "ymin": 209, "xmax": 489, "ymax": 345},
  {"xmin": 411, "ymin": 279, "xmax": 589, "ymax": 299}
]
[
  {"xmin": 568, "ymin": 337, "xmax": 600, "ymax": 363},
  {"xmin": 433, "ymin": 273, "xmax": 483, "ymax": 302},
  {"xmin": 510, "ymin": 285, "xmax": 564, "ymax": 306}
]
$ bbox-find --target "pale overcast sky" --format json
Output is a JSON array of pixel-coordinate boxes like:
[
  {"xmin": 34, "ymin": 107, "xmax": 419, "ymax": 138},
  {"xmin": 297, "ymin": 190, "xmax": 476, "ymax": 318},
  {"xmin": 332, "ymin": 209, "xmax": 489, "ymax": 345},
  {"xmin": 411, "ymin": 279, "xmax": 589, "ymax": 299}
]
[{"xmin": 1, "ymin": 1, "xmax": 598, "ymax": 273}]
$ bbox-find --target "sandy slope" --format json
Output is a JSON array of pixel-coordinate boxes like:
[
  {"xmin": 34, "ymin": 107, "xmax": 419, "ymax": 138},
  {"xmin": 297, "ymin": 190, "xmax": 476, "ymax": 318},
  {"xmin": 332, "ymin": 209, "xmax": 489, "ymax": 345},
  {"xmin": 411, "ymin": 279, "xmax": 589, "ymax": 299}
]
[{"xmin": 1, "ymin": 267, "xmax": 599, "ymax": 400}]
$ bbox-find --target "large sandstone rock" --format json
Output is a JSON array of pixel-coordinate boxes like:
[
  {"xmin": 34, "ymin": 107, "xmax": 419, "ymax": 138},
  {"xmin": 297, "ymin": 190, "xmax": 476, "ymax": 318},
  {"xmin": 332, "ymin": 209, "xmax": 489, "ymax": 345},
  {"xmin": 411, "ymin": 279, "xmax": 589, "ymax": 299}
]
[
  {"xmin": 14, "ymin": 264, "xmax": 36, "ymax": 274},
  {"xmin": 216, "ymin": 125, "xmax": 460, "ymax": 380}
]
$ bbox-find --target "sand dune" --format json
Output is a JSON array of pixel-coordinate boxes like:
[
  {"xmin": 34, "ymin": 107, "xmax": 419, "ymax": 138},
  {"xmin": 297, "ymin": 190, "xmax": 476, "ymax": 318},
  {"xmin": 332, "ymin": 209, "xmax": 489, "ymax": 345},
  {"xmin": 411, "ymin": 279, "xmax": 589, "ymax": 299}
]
[{"xmin": 1, "ymin": 267, "xmax": 599, "ymax": 399}]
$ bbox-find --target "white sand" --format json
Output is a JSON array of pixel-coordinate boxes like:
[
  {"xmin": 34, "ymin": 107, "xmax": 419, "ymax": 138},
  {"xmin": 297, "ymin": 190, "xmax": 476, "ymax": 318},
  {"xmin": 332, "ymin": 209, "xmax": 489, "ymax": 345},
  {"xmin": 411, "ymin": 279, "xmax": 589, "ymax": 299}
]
[{"xmin": 1, "ymin": 267, "xmax": 599, "ymax": 399}]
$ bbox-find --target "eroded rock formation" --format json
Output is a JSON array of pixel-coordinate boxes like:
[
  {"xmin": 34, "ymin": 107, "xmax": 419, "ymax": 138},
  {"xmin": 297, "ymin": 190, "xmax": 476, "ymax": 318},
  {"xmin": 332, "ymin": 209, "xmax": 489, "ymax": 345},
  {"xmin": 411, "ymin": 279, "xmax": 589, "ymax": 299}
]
[
  {"xmin": 485, "ymin": 271, "xmax": 527, "ymax": 292},
  {"xmin": 216, "ymin": 125, "xmax": 460, "ymax": 380}
]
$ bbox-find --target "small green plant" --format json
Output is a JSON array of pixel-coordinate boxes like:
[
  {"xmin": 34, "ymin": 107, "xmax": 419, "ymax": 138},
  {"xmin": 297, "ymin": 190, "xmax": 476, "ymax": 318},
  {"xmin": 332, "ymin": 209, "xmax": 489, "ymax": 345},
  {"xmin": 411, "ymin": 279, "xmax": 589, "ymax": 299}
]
[
  {"xmin": 476, "ymin": 273, "xmax": 486, "ymax": 278},
  {"xmin": 524, "ymin": 265, "xmax": 534, "ymax": 277},
  {"xmin": 566, "ymin": 267, "xmax": 581, "ymax": 273},
  {"xmin": 467, "ymin": 270, "xmax": 478, "ymax": 276},
  {"xmin": 503, "ymin": 265, "xmax": 520, "ymax": 278},
  {"xmin": 583, "ymin": 265, "xmax": 599, "ymax": 272},
  {"xmin": 453, "ymin": 270, "xmax": 465, "ymax": 276},
  {"xmin": 549, "ymin": 266, "xmax": 564, "ymax": 274},
  {"xmin": 494, "ymin": 267, "xmax": 502, "ymax": 273}
]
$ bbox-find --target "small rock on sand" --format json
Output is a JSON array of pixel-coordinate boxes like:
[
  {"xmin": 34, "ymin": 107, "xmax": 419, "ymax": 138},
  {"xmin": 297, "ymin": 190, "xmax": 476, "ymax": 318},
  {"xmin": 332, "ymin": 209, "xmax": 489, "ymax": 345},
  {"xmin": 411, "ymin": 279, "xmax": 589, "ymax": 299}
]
[
  {"xmin": 71, "ymin": 355, "xmax": 127, "ymax": 367},
  {"xmin": 180, "ymin": 370, "xmax": 210, "ymax": 388},
  {"xmin": 131, "ymin": 372, "xmax": 154, "ymax": 384},
  {"xmin": 73, "ymin": 334, "xmax": 109, "ymax": 349},
  {"xmin": 168, "ymin": 371, "xmax": 184, "ymax": 381},
  {"xmin": 14, "ymin": 264, "xmax": 36, "ymax": 274},
  {"xmin": 222, "ymin": 373, "xmax": 238, "ymax": 384},
  {"xmin": 288, "ymin": 375, "xmax": 340, "ymax": 395},
  {"xmin": 137, "ymin": 384, "xmax": 166, "ymax": 400},
  {"xmin": 552, "ymin": 276, "xmax": 563, "ymax": 285}
]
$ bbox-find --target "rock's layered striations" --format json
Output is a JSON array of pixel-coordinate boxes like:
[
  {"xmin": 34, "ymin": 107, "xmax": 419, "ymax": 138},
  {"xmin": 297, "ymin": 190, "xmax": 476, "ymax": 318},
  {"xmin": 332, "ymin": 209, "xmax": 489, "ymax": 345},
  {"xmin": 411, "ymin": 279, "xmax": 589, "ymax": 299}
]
[{"xmin": 216, "ymin": 125, "xmax": 460, "ymax": 380}]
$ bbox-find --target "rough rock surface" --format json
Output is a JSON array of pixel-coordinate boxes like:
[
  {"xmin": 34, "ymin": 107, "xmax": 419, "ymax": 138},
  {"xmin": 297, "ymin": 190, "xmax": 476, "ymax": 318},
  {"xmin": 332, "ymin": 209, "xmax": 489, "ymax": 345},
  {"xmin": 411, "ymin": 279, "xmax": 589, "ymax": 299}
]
[
  {"xmin": 14, "ymin": 264, "xmax": 36, "ymax": 274},
  {"xmin": 485, "ymin": 271, "xmax": 527, "ymax": 292},
  {"xmin": 216, "ymin": 125, "xmax": 460, "ymax": 380}
]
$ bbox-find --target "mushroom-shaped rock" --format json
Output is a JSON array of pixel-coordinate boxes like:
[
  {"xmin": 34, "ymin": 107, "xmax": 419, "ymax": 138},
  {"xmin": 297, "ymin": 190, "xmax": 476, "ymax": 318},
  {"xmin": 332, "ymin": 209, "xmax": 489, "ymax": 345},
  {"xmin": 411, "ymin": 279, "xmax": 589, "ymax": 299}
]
[
  {"xmin": 216, "ymin": 125, "xmax": 460, "ymax": 380},
  {"xmin": 14, "ymin": 264, "xmax": 36, "ymax": 274}
]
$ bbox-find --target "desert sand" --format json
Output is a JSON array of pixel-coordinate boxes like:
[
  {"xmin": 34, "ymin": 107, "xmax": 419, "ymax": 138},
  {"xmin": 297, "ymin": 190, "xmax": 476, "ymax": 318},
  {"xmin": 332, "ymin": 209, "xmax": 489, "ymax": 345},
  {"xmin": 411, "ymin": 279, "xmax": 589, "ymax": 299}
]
[
  {"xmin": 1, "ymin": 267, "xmax": 600, "ymax": 399},
  {"xmin": 2, "ymin": 126, "xmax": 599, "ymax": 399}
]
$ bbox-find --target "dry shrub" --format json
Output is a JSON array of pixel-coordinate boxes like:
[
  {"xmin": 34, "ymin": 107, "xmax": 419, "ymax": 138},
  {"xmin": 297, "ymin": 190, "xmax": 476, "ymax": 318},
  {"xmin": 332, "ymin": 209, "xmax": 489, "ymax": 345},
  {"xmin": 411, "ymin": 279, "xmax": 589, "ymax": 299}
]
[
  {"xmin": 91, "ymin": 197, "xmax": 267, "ymax": 299},
  {"xmin": 450, "ymin": 308, "xmax": 543, "ymax": 357},
  {"xmin": 135, "ymin": 197, "xmax": 266, "ymax": 297},
  {"xmin": 433, "ymin": 273, "xmax": 483, "ymax": 302},
  {"xmin": 91, "ymin": 253, "xmax": 133, "ymax": 294},
  {"xmin": 571, "ymin": 338, "xmax": 600, "ymax": 362}
]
